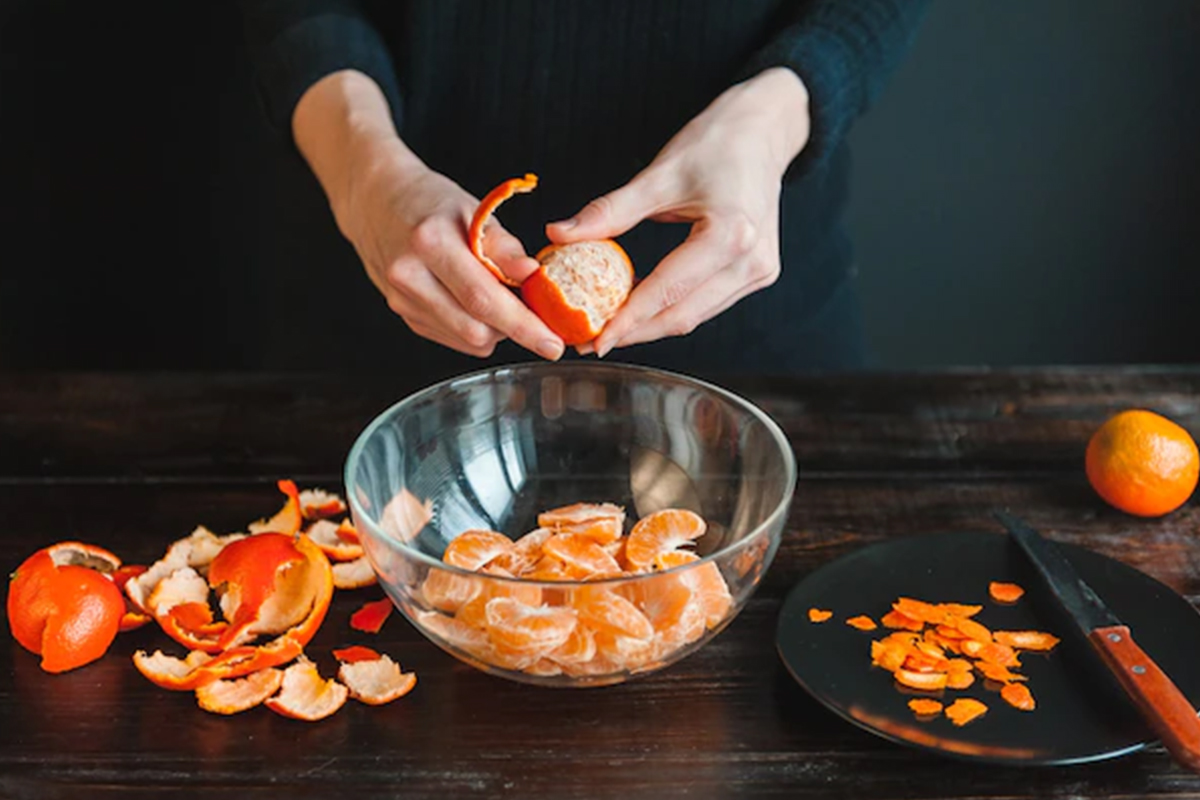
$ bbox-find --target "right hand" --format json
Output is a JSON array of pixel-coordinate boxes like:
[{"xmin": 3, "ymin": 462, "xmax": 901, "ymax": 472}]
[{"xmin": 335, "ymin": 145, "xmax": 565, "ymax": 360}]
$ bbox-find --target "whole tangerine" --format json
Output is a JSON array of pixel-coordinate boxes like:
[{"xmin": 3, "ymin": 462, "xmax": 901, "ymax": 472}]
[{"xmin": 1085, "ymin": 409, "xmax": 1199, "ymax": 517}]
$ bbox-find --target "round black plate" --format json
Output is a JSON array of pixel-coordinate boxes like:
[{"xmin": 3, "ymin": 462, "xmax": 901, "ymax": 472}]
[{"xmin": 776, "ymin": 531, "xmax": 1200, "ymax": 765}]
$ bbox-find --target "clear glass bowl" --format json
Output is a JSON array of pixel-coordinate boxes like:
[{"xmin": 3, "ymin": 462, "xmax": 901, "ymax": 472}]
[{"xmin": 344, "ymin": 362, "xmax": 796, "ymax": 687}]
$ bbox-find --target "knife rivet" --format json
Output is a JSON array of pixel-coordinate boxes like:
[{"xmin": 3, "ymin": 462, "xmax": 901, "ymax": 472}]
[
  {"xmin": 1132, "ymin": 665, "xmax": 1146, "ymax": 675},
  {"xmin": 1107, "ymin": 633, "xmax": 1122, "ymax": 643}
]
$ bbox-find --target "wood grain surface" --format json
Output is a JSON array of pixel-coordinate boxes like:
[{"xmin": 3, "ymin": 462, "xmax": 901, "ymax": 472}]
[{"xmin": 2, "ymin": 368, "xmax": 1199, "ymax": 799}]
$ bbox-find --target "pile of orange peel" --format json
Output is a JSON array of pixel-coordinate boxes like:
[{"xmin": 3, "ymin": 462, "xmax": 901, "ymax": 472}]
[
  {"xmin": 6, "ymin": 480, "xmax": 416, "ymax": 721},
  {"xmin": 417, "ymin": 504, "xmax": 734, "ymax": 678},
  {"xmin": 809, "ymin": 581, "xmax": 1060, "ymax": 727}
]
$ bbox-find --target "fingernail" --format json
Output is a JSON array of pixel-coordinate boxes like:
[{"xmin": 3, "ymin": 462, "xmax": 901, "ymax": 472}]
[
  {"xmin": 595, "ymin": 340, "xmax": 613, "ymax": 359},
  {"xmin": 553, "ymin": 217, "xmax": 577, "ymax": 230},
  {"xmin": 538, "ymin": 339, "xmax": 565, "ymax": 361},
  {"xmin": 577, "ymin": 342, "xmax": 595, "ymax": 356}
]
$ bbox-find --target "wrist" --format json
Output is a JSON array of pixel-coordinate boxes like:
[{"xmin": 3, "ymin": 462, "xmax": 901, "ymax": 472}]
[
  {"xmin": 293, "ymin": 71, "xmax": 426, "ymax": 230},
  {"xmin": 741, "ymin": 67, "xmax": 811, "ymax": 172}
]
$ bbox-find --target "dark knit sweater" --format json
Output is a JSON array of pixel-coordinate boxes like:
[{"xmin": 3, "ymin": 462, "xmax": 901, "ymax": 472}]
[{"xmin": 239, "ymin": 0, "xmax": 929, "ymax": 375}]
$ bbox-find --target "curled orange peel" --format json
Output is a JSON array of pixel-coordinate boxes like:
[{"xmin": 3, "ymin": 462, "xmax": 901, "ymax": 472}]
[
  {"xmin": 338, "ymin": 654, "xmax": 416, "ymax": 706},
  {"xmin": 196, "ymin": 667, "xmax": 284, "ymax": 715},
  {"xmin": 249, "ymin": 479, "xmax": 303, "ymax": 536},
  {"xmin": 305, "ymin": 519, "xmax": 364, "ymax": 562},
  {"xmin": 332, "ymin": 555, "xmax": 377, "ymax": 590},
  {"xmin": 208, "ymin": 532, "xmax": 313, "ymax": 649},
  {"xmin": 298, "ymin": 488, "xmax": 347, "ymax": 521},
  {"xmin": 264, "ymin": 657, "xmax": 348, "ymax": 721},
  {"xmin": 468, "ymin": 173, "xmax": 538, "ymax": 287}
]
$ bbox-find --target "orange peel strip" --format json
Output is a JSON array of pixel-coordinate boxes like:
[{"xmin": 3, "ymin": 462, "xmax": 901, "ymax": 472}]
[
  {"xmin": 264, "ymin": 657, "xmax": 348, "ymax": 721},
  {"xmin": 468, "ymin": 173, "xmax": 538, "ymax": 287},
  {"xmin": 846, "ymin": 615, "xmax": 878, "ymax": 631},
  {"xmin": 993, "ymin": 630, "xmax": 1061, "ymax": 652},
  {"xmin": 350, "ymin": 598, "xmax": 394, "ymax": 634},
  {"xmin": 332, "ymin": 645, "xmax": 382, "ymax": 664},
  {"xmin": 945, "ymin": 697, "xmax": 989, "ymax": 726},
  {"xmin": 338, "ymin": 654, "xmax": 417, "ymax": 705},
  {"xmin": 248, "ymin": 479, "xmax": 303, "ymax": 536},
  {"xmin": 808, "ymin": 608, "xmax": 833, "ymax": 623},
  {"xmin": 988, "ymin": 581, "xmax": 1025, "ymax": 603},
  {"xmin": 196, "ymin": 667, "xmax": 284, "ymax": 715}
]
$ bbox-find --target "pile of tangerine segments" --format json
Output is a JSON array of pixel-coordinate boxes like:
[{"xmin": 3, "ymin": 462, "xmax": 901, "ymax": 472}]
[{"xmin": 415, "ymin": 503, "xmax": 735, "ymax": 679}]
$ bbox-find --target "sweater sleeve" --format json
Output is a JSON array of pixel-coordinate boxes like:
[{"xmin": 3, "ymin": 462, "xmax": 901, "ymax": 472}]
[
  {"xmin": 238, "ymin": 0, "xmax": 403, "ymax": 139},
  {"xmin": 739, "ymin": 0, "xmax": 931, "ymax": 174}
]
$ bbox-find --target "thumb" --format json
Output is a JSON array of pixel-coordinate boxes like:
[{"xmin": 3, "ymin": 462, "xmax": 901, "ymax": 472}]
[{"xmin": 546, "ymin": 173, "xmax": 666, "ymax": 244}]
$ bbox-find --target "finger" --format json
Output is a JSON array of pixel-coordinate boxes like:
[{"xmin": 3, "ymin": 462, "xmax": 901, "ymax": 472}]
[
  {"xmin": 611, "ymin": 258, "xmax": 777, "ymax": 350},
  {"xmin": 545, "ymin": 170, "xmax": 670, "ymax": 244},
  {"xmin": 387, "ymin": 262, "xmax": 505, "ymax": 356},
  {"xmin": 430, "ymin": 245, "xmax": 567, "ymax": 362},
  {"xmin": 481, "ymin": 222, "xmax": 541, "ymax": 284},
  {"xmin": 593, "ymin": 214, "xmax": 757, "ymax": 357}
]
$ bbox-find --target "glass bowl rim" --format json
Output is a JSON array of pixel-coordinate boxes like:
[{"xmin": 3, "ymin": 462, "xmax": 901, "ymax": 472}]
[{"xmin": 344, "ymin": 361, "xmax": 797, "ymax": 588}]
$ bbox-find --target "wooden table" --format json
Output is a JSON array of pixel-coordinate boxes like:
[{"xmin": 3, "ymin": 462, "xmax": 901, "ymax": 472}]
[{"xmin": 2, "ymin": 369, "xmax": 1199, "ymax": 799}]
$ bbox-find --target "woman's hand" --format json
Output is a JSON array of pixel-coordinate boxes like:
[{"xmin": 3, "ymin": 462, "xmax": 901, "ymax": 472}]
[
  {"xmin": 294, "ymin": 71, "xmax": 565, "ymax": 361},
  {"xmin": 546, "ymin": 67, "xmax": 812, "ymax": 357}
]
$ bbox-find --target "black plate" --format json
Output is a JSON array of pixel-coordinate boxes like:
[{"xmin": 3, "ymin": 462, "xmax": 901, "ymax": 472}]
[{"xmin": 776, "ymin": 531, "xmax": 1200, "ymax": 765}]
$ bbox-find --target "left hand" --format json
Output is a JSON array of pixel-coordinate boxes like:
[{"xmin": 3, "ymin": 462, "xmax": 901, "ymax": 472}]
[{"xmin": 546, "ymin": 67, "xmax": 812, "ymax": 357}]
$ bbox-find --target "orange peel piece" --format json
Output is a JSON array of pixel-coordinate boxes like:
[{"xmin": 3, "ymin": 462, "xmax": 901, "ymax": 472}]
[
  {"xmin": 332, "ymin": 556, "xmax": 377, "ymax": 590},
  {"xmin": 988, "ymin": 581, "xmax": 1025, "ymax": 603},
  {"xmin": 808, "ymin": 608, "xmax": 833, "ymax": 623},
  {"xmin": 264, "ymin": 657, "xmax": 348, "ymax": 721},
  {"xmin": 993, "ymin": 630, "xmax": 1061, "ymax": 652},
  {"xmin": 350, "ymin": 598, "xmax": 394, "ymax": 634},
  {"xmin": 880, "ymin": 609, "xmax": 924, "ymax": 631},
  {"xmin": 945, "ymin": 697, "xmax": 989, "ymax": 726},
  {"xmin": 468, "ymin": 173, "xmax": 538, "ymax": 287},
  {"xmin": 332, "ymin": 645, "xmax": 382, "ymax": 664},
  {"xmin": 195, "ymin": 667, "xmax": 284, "ymax": 715},
  {"xmin": 305, "ymin": 519, "xmax": 365, "ymax": 562},
  {"xmin": 894, "ymin": 669, "xmax": 948, "ymax": 692},
  {"xmin": 298, "ymin": 488, "xmax": 347, "ymax": 521},
  {"xmin": 338, "ymin": 654, "xmax": 417, "ymax": 705},
  {"xmin": 160, "ymin": 601, "xmax": 228, "ymax": 654},
  {"xmin": 846, "ymin": 615, "xmax": 878, "ymax": 631},
  {"xmin": 133, "ymin": 649, "xmax": 216, "ymax": 691},
  {"xmin": 974, "ymin": 661, "xmax": 1027, "ymax": 683},
  {"xmin": 1001, "ymin": 682, "xmax": 1036, "ymax": 711},
  {"xmin": 248, "ymin": 479, "xmax": 303, "ymax": 536}
]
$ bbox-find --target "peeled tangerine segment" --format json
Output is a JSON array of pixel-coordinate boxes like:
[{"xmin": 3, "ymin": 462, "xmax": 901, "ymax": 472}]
[
  {"xmin": 654, "ymin": 550, "xmax": 732, "ymax": 629},
  {"xmin": 338, "ymin": 654, "xmax": 417, "ymax": 705},
  {"xmin": 543, "ymin": 533, "xmax": 622, "ymax": 578},
  {"xmin": 538, "ymin": 504, "xmax": 625, "ymax": 544},
  {"xmin": 196, "ymin": 667, "xmax": 284, "ymax": 715},
  {"xmin": 265, "ymin": 657, "xmax": 348, "ymax": 722},
  {"xmin": 305, "ymin": 519, "xmax": 364, "ymax": 562},
  {"xmin": 573, "ymin": 586, "xmax": 654, "ymax": 641},
  {"xmin": 443, "ymin": 530, "xmax": 514, "ymax": 572},
  {"xmin": 624, "ymin": 509, "xmax": 706, "ymax": 571},
  {"xmin": 484, "ymin": 597, "xmax": 577, "ymax": 657}
]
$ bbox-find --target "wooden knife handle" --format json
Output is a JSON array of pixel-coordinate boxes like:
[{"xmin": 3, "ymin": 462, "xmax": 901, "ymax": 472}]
[{"xmin": 1089, "ymin": 625, "xmax": 1200, "ymax": 773}]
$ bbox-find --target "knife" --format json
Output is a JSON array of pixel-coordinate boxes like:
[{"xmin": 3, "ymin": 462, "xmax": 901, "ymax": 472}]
[{"xmin": 994, "ymin": 510, "xmax": 1200, "ymax": 773}]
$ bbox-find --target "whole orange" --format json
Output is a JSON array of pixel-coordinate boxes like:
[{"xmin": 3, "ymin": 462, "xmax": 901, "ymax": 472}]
[{"xmin": 1085, "ymin": 409, "xmax": 1199, "ymax": 517}]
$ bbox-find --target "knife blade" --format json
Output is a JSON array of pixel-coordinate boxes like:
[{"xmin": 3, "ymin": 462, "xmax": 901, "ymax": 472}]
[{"xmin": 994, "ymin": 510, "xmax": 1200, "ymax": 773}]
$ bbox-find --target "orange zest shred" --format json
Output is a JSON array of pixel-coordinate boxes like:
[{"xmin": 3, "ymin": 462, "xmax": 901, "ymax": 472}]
[
  {"xmin": 1001, "ymin": 681, "xmax": 1036, "ymax": 711},
  {"xmin": 468, "ymin": 173, "xmax": 538, "ymax": 287},
  {"xmin": 808, "ymin": 608, "xmax": 834, "ymax": 623},
  {"xmin": 849, "ymin": 587, "xmax": 1059, "ymax": 729},
  {"xmin": 945, "ymin": 697, "xmax": 989, "ymax": 726},
  {"xmin": 988, "ymin": 581, "xmax": 1025, "ymax": 603},
  {"xmin": 846, "ymin": 615, "xmax": 878, "ymax": 631},
  {"xmin": 908, "ymin": 698, "xmax": 944, "ymax": 716},
  {"xmin": 350, "ymin": 598, "xmax": 394, "ymax": 634}
]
